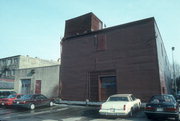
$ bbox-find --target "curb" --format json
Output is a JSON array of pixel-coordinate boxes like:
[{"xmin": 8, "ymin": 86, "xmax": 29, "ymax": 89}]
[{"xmin": 55, "ymin": 99, "xmax": 147, "ymax": 108}]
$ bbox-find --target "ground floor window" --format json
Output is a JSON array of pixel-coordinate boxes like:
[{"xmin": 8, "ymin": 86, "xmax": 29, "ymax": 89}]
[{"xmin": 21, "ymin": 79, "xmax": 31, "ymax": 94}]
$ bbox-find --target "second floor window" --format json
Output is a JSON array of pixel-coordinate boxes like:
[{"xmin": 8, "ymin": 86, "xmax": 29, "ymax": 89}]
[{"xmin": 95, "ymin": 34, "xmax": 107, "ymax": 51}]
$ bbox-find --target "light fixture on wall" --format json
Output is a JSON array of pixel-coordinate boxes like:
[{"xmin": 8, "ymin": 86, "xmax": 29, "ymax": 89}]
[{"xmin": 31, "ymin": 69, "xmax": 35, "ymax": 74}]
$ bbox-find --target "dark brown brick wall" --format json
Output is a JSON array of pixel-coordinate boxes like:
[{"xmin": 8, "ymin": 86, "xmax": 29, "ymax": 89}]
[{"xmin": 60, "ymin": 17, "xmax": 170, "ymax": 102}]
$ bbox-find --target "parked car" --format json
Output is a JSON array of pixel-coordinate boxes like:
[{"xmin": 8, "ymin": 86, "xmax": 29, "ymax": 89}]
[
  {"xmin": 144, "ymin": 94, "xmax": 179, "ymax": 121},
  {"xmin": 13, "ymin": 94, "xmax": 54, "ymax": 110},
  {"xmin": 99, "ymin": 94, "xmax": 141, "ymax": 117},
  {"xmin": 0, "ymin": 94, "xmax": 23, "ymax": 106},
  {"xmin": 0, "ymin": 91, "xmax": 16, "ymax": 103},
  {"xmin": 175, "ymin": 94, "xmax": 180, "ymax": 103}
]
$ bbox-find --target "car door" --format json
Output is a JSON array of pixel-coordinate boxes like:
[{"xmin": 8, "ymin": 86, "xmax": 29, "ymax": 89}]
[
  {"xmin": 38, "ymin": 94, "xmax": 49, "ymax": 106},
  {"xmin": 33, "ymin": 95, "xmax": 42, "ymax": 107}
]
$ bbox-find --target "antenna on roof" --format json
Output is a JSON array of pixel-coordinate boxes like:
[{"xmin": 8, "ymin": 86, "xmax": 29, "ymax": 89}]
[{"xmin": 104, "ymin": 24, "xmax": 106, "ymax": 28}]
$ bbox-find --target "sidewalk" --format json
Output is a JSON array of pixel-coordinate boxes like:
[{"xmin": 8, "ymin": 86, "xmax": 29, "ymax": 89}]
[{"xmin": 55, "ymin": 99, "xmax": 146, "ymax": 108}]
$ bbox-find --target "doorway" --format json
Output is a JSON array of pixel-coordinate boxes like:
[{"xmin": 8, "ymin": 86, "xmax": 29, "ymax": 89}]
[
  {"xmin": 35, "ymin": 80, "xmax": 41, "ymax": 94},
  {"xmin": 99, "ymin": 76, "xmax": 116, "ymax": 101}
]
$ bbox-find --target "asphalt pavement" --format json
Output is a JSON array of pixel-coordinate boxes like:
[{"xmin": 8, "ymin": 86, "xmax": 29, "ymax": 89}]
[{"xmin": 0, "ymin": 104, "xmax": 178, "ymax": 121}]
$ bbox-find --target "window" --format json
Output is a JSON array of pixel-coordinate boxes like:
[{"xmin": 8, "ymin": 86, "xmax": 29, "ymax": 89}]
[
  {"xmin": 21, "ymin": 95, "xmax": 32, "ymax": 100},
  {"xmin": 108, "ymin": 97, "xmax": 128, "ymax": 101},
  {"xmin": 5, "ymin": 71, "xmax": 8, "ymax": 76},
  {"xmin": 14, "ymin": 58, "xmax": 18, "ymax": 64},
  {"xmin": 7, "ymin": 71, "xmax": 11, "ymax": 76},
  {"xmin": 2, "ymin": 60, "xmax": 6, "ymax": 65},
  {"xmin": 96, "ymin": 34, "xmax": 107, "ymax": 51},
  {"xmin": 39, "ymin": 95, "xmax": 47, "ymax": 99},
  {"xmin": 150, "ymin": 95, "xmax": 175, "ymax": 103},
  {"xmin": 17, "ymin": 95, "xmax": 22, "ymax": 99},
  {"xmin": 11, "ymin": 70, "xmax": 15, "ymax": 76},
  {"xmin": 7, "ymin": 59, "xmax": 11, "ymax": 66},
  {"xmin": 0, "ymin": 61, "xmax": 2, "ymax": 66},
  {"xmin": 131, "ymin": 95, "xmax": 136, "ymax": 101}
]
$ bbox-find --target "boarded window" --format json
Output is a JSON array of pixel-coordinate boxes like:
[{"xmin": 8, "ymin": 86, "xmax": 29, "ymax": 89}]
[{"xmin": 96, "ymin": 34, "xmax": 107, "ymax": 50}]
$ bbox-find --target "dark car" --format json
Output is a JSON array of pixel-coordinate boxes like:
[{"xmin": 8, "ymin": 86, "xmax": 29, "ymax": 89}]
[
  {"xmin": 13, "ymin": 94, "xmax": 54, "ymax": 110},
  {"xmin": 144, "ymin": 94, "xmax": 179, "ymax": 121},
  {"xmin": 0, "ymin": 94, "xmax": 23, "ymax": 106},
  {"xmin": 175, "ymin": 94, "xmax": 180, "ymax": 103}
]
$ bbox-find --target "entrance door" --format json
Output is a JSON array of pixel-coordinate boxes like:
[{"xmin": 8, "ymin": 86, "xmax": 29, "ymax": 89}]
[
  {"xmin": 21, "ymin": 79, "xmax": 31, "ymax": 94},
  {"xmin": 99, "ymin": 76, "xmax": 116, "ymax": 101},
  {"xmin": 35, "ymin": 80, "xmax": 41, "ymax": 94}
]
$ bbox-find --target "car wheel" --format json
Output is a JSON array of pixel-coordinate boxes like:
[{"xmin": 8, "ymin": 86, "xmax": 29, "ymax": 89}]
[
  {"xmin": 175, "ymin": 115, "xmax": 179, "ymax": 121},
  {"xmin": 146, "ymin": 115, "xmax": 152, "ymax": 119},
  {"xmin": 29, "ymin": 104, "xmax": 35, "ymax": 110},
  {"xmin": 49, "ymin": 101, "xmax": 54, "ymax": 107}
]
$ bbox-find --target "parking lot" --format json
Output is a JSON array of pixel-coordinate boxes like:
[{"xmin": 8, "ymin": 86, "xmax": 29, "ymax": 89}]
[{"xmin": 0, "ymin": 104, "xmax": 178, "ymax": 121}]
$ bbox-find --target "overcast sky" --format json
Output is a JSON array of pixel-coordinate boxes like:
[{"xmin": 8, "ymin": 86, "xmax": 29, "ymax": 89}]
[{"xmin": 0, "ymin": 0, "xmax": 180, "ymax": 64}]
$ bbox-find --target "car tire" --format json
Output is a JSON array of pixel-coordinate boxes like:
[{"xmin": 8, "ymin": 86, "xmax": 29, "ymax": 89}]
[
  {"xmin": 146, "ymin": 115, "xmax": 152, "ymax": 119},
  {"xmin": 175, "ymin": 115, "xmax": 179, "ymax": 121},
  {"xmin": 29, "ymin": 104, "xmax": 35, "ymax": 110},
  {"xmin": 49, "ymin": 101, "xmax": 54, "ymax": 107}
]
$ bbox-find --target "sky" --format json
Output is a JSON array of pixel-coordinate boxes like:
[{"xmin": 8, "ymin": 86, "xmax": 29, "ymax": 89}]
[{"xmin": 0, "ymin": 0, "xmax": 180, "ymax": 64}]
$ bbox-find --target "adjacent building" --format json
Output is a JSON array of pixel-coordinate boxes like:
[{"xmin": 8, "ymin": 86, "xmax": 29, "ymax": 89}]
[
  {"xmin": 0, "ymin": 55, "xmax": 59, "ymax": 79},
  {"xmin": 0, "ymin": 55, "xmax": 20, "ymax": 80},
  {"xmin": 60, "ymin": 12, "xmax": 171, "ymax": 102},
  {"xmin": 14, "ymin": 65, "xmax": 60, "ymax": 98},
  {"xmin": 0, "ymin": 55, "xmax": 59, "ymax": 91}
]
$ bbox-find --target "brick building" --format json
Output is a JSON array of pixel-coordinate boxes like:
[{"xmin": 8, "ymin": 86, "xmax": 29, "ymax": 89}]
[{"xmin": 60, "ymin": 13, "xmax": 171, "ymax": 102}]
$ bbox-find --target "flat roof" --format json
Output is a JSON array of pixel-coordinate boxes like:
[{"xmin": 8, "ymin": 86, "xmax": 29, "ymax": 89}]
[
  {"xmin": 63, "ymin": 17, "xmax": 155, "ymax": 41},
  {"xmin": 0, "ymin": 55, "xmax": 20, "ymax": 60}
]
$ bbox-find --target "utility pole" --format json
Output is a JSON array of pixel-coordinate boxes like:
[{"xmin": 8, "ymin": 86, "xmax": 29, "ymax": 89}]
[{"xmin": 172, "ymin": 47, "xmax": 177, "ymax": 95}]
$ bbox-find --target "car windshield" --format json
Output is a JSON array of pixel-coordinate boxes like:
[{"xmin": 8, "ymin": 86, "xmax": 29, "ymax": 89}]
[
  {"xmin": 8, "ymin": 94, "xmax": 16, "ymax": 98},
  {"xmin": 20, "ymin": 95, "xmax": 32, "ymax": 100},
  {"xmin": 108, "ymin": 96, "xmax": 128, "ymax": 101},
  {"xmin": 150, "ymin": 95, "xmax": 175, "ymax": 103}
]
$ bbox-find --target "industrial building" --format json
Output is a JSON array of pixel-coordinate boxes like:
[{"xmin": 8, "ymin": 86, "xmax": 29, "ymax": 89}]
[{"xmin": 60, "ymin": 13, "xmax": 171, "ymax": 102}]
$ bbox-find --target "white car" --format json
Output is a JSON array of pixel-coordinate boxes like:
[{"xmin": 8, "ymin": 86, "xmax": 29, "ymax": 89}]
[{"xmin": 99, "ymin": 94, "xmax": 141, "ymax": 117}]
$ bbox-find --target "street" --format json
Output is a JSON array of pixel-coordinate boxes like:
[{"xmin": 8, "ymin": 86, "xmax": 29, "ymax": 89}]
[{"xmin": 0, "ymin": 104, "xmax": 178, "ymax": 121}]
